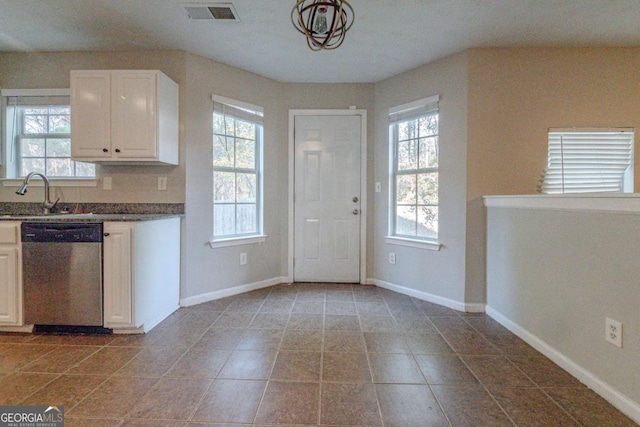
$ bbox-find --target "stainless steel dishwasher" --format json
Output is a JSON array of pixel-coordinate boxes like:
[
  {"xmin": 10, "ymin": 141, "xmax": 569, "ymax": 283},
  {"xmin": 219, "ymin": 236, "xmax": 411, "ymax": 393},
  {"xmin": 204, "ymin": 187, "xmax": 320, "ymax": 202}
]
[{"xmin": 22, "ymin": 222, "xmax": 104, "ymax": 327}]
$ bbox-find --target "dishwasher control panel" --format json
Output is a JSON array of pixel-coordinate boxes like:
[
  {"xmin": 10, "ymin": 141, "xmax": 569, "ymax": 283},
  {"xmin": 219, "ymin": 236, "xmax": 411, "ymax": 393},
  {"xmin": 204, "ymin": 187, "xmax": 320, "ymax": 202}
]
[{"xmin": 21, "ymin": 222, "xmax": 103, "ymax": 243}]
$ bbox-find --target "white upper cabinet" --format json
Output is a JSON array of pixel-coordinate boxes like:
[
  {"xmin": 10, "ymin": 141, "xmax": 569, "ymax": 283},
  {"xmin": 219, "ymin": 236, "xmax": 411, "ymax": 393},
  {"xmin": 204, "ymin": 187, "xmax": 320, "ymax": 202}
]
[{"xmin": 71, "ymin": 70, "xmax": 179, "ymax": 165}]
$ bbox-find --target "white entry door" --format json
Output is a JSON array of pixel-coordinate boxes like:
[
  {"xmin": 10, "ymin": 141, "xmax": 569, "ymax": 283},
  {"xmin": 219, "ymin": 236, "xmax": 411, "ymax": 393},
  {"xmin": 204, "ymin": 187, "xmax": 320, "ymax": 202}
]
[{"xmin": 294, "ymin": 114, "xmax": 362, "ymax": 283}]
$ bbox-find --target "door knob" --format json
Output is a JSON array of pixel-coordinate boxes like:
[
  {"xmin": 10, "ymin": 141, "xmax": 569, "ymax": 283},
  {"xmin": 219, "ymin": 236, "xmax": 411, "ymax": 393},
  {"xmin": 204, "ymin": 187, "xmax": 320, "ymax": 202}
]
[
  {"xmin": 352, "ymin": 196, "xmax": 359, "ymax": 203},
  {"xmin": 353, "ymin": 209, "xmax": 359, "ymax": 215}
]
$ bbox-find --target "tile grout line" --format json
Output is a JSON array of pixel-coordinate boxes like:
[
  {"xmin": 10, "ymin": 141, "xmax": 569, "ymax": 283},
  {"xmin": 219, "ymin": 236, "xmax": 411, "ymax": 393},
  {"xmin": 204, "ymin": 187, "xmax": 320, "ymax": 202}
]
[
  {"xmin": 15, "ymin": 340, "xmax": 111, "ymax": 411},
  {"xmin": 459, "ymin": 315, "xmax": 587, "ymax": 427},
  {"xmin": 119, "ymin": 306, "xmax": 227, "ymax": 423},
  {"xmin": 251, "ymin": 285, "xmax": 297, "ymax": 425}
]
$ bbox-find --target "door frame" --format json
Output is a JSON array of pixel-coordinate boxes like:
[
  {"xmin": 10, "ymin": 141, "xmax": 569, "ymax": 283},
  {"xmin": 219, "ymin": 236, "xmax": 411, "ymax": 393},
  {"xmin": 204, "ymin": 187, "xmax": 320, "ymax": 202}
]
[{"xmin": 288, "ymin": 109, "xmax": 368, "ymax": 284}]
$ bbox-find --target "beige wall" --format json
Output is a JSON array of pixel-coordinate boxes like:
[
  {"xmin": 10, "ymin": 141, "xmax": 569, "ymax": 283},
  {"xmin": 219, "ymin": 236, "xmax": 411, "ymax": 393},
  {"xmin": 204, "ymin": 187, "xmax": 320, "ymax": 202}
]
[
  {"xmin": 465, "ymin": 47, "xmax": 640, "ymax": 305},
  {"xmin": 0, "ymin": 51, "xmax": 187, "ymax": 203},
  {"xmin": 467, "ymin": 47, "xmax": 640, "ymax": 198}
]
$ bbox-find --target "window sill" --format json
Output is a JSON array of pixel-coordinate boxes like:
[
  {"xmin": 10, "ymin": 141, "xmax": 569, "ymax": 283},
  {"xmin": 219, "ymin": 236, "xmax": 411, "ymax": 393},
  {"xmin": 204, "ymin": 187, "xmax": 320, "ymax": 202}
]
[
  {"xmin": 2, "ymin": 178, "xmax": 97, "ymax": 188},
  {"xmin": 385, "ymin": 236, "xmax": 442, "ymax": 251},
  {"xmin": 209, "ymin": 234, "xmax": 268, "ymax": 248}
]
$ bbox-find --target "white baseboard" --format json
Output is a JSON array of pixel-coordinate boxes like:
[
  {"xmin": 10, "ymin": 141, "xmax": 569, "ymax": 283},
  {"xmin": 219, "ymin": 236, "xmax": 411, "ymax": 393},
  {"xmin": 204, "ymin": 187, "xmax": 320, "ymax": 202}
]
[
  {"xmin": 0, "ymin": 324, "xmax": 34, "ymax": 333},
  {"xmin": 180, "ymin": 276, "xmax": 288, "ymax": 307},
  {"xmin": 373, "ymin": 279, "xmax": 485, "ymax": 313},
  {"xmin": 486, "ymin": 305, "xmax": 640, "ymax": 424}
]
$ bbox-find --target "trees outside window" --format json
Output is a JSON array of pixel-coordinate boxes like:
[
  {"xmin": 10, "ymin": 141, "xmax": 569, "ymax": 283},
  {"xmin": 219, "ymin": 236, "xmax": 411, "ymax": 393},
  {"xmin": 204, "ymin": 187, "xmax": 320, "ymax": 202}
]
[
  {"xmin": 390, "ymin": 97, "xmax": 439, "ymax": 241},
  {"xmin": 212, "ymin": 99, "xmax": 263, "ymax": 240}
]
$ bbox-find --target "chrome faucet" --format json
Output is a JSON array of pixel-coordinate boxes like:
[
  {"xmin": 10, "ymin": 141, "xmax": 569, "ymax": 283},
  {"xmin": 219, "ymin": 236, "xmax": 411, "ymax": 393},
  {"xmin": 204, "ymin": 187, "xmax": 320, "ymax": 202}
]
[{"xmin": 15, "ymin": 172, "xmax": 59, "ymax": 215}]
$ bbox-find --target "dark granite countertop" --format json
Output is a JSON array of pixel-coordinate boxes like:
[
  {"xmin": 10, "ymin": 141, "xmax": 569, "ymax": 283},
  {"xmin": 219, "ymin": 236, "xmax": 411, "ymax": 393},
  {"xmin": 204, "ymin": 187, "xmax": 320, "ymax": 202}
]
[
  {"xmin": 0, "ymin": 202, "xmax": 184, "ymax": 222},
  {"xmin": 0, "ymin": 213, "xmax": 182, "ymax": 222}
]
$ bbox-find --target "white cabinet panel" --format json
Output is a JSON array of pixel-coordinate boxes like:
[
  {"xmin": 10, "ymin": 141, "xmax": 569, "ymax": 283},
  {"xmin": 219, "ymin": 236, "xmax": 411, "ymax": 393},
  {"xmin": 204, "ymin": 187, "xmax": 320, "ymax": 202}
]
[
  {"xmin": 0, "ymin": 223, "xmax": 21, "ymax": 326},
  {"xmin": 112, "ymin": 72, "xmax": 157, "ymax": 159},
  {"xmin": 103, "ymin": 223, "xmax": 133, "ymax": 327},
  {"xmin": 70, "ymin": 71, "xmax": 112, "ymax": 159}
]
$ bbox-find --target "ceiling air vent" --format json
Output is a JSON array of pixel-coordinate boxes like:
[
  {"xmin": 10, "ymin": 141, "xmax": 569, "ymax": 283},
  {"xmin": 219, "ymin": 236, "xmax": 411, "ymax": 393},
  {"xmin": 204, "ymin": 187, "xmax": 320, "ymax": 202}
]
[{"xmin": 182, "ymin": 3, "xmax": 240, "ymax": 21}]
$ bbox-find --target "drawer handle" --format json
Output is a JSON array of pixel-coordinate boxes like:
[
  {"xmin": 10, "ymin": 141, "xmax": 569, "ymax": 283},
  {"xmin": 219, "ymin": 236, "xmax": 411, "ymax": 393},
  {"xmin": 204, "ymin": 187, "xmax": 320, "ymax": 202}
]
[
  {"xmin": 102, "ymin": 148, "xmax": 109, "ymax": 153},
  {"xmin": 103, "ymin": 232, "xmax": 110, "ymax": 237},
  {"xmin": 115, "ymin": 148, "xmax": 121, "ymax": 153}
]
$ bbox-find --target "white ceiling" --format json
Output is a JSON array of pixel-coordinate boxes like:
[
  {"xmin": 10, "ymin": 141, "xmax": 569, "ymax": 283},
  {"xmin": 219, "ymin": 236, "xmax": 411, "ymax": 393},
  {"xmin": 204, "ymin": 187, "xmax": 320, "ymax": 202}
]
[{"xmin": 1, "ymin": 0, "xmax": 640, "ymax": 83}]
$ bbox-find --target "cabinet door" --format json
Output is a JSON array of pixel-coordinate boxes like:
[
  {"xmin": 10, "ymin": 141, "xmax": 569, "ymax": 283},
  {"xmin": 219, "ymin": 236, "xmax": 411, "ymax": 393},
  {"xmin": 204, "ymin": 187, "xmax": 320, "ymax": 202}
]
[
  {"xmin": 111, "ymin": 72, "xmax": 158, "ymax": 159},
  {"xmin": 70, "ymin": 71, "xmax": 112, "ymax": 159},
  {"xmin": 0, "ymin": 247, "xmax": 20, "ymax": 325},
  {"xmin": 103, "ymin": 223, "xmax": 133, "ymax": 328}
]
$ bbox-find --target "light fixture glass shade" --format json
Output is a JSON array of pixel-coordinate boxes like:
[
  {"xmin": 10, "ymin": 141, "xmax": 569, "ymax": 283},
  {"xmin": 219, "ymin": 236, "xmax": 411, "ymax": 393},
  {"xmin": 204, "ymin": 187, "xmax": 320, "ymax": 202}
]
[{"xmin": 291, "ymin": 0, "xmax": 355, "ymax": 51}]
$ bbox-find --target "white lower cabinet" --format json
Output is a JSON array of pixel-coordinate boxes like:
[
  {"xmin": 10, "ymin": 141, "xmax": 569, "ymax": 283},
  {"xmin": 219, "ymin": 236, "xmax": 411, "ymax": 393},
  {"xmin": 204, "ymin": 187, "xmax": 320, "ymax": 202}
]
[
  {"xmin": 103, "ymin": 218, "xmax": 180, "ymax": 333},
  {"xmin": 0, "ymin": 222, "xmax": 22, "ymax": 326}
]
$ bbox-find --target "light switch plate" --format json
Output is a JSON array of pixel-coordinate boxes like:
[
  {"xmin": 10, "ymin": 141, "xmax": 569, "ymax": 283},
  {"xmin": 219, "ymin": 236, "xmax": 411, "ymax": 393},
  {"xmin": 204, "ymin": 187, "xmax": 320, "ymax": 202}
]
[
  {"xmin": 103, "ymin": 177, "xmax": 112, "ymax": 191},
  {"xmin": 158, "ymin": 176, "xmax": 167, "ymax": 191}
]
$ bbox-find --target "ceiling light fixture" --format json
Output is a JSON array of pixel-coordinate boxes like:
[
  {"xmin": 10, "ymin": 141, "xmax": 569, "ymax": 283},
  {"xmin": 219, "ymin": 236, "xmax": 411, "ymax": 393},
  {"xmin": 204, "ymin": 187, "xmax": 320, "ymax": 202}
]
[{"xmin": 291, "ymin": 0, "xmax": 354, "ymax": 51}]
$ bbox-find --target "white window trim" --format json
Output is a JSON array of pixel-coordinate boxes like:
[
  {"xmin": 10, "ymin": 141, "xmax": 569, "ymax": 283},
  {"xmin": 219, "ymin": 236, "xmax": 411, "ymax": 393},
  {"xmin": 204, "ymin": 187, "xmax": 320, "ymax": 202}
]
[
  {"xmin": 388, "ymin": 95, "xmax": 440, "ymax": 244},
  {"xmin": 2, "ymin": 88, "xmax": 96, "ymax": 182},
  {"xmin": 2, "ymin": 89, "xmax": 70, "ymax": 171},
  {"xmin": 212, "ymin": 94, "xmax": 263, "ymax": 117},
  {"xmin": 388, "ymin": 95, "xmax": 439, "ymax": 116},
  {"xmin": 1, "ymin": 89, "xmax": 70, "ymax": 97},
  {"xmin": 212, "ymin": 94, "xmax": 264, "ymax": 242},
  {"xmin": 208, "ymin": 234, "xmax": 268, "ymax": 249},
  {"xmin": 385, "ymin": 235, "xmax": 442, "ymax": 251}
]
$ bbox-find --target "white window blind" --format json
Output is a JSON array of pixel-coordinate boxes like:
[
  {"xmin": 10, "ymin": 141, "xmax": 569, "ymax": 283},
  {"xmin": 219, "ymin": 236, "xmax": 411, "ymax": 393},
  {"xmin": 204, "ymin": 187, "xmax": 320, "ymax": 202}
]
[{"xmin": 540, "ymin": 128, "xmax": 634, "ymax": 194}]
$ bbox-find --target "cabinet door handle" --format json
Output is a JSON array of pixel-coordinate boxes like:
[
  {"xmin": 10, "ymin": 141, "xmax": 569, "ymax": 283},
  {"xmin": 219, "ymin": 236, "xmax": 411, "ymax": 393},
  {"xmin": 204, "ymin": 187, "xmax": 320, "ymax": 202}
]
[
  {"xmin": 115, "ymin": 148, "xmax": 121, "ymax": 153},
  {"xmin": 103, "ymin": 232, "xmax": 110, "ymax": 237},
  {"xmin": 102, "ymin": 148, "xmax": 109, "ymax": 153}
]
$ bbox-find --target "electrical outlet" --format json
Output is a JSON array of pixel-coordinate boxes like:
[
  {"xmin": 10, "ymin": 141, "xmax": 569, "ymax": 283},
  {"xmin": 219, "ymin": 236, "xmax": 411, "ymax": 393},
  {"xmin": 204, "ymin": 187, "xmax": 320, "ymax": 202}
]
[
  {"xmin": 240, "ymin": 252, "xmax": 247, "ymax": 265},
  {"xmin": 103, "ymin": 177, "xmax": 112, "ymax": 191},
  {"xmin": 605, "ymin": 317, "xmax": 623, "ymax": 348},
  {"xmin": 375, "ymin": 182, "xmax": 381, "ymax": 193},
  {"xmin": 389, "ymin": 252, "xmax": 396, "ymax": 264}
]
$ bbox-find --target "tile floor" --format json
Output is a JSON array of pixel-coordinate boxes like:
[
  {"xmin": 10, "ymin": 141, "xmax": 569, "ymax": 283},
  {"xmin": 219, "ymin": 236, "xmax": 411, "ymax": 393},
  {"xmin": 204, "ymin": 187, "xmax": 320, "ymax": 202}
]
[{"xmin": 0, "ymin": 283, "xmax": 637, "ymax": 426}]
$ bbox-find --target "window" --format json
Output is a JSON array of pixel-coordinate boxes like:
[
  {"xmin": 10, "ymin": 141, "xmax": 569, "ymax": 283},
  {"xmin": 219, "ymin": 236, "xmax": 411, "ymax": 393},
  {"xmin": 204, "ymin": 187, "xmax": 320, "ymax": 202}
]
[
  {"xmin": 212, "ymin": 96, "xmax": 263, "ymax": 241},
  {"xmin": 389, "ymin": 96, "xmax": 439, "ymax": 242},
  {"xmin": 3, "ymin": 90, "xmax": 95, "ymax": 178},
  {"xmin": 540, "ymin": 128, "xmax": 634, "ymax": 194}
]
